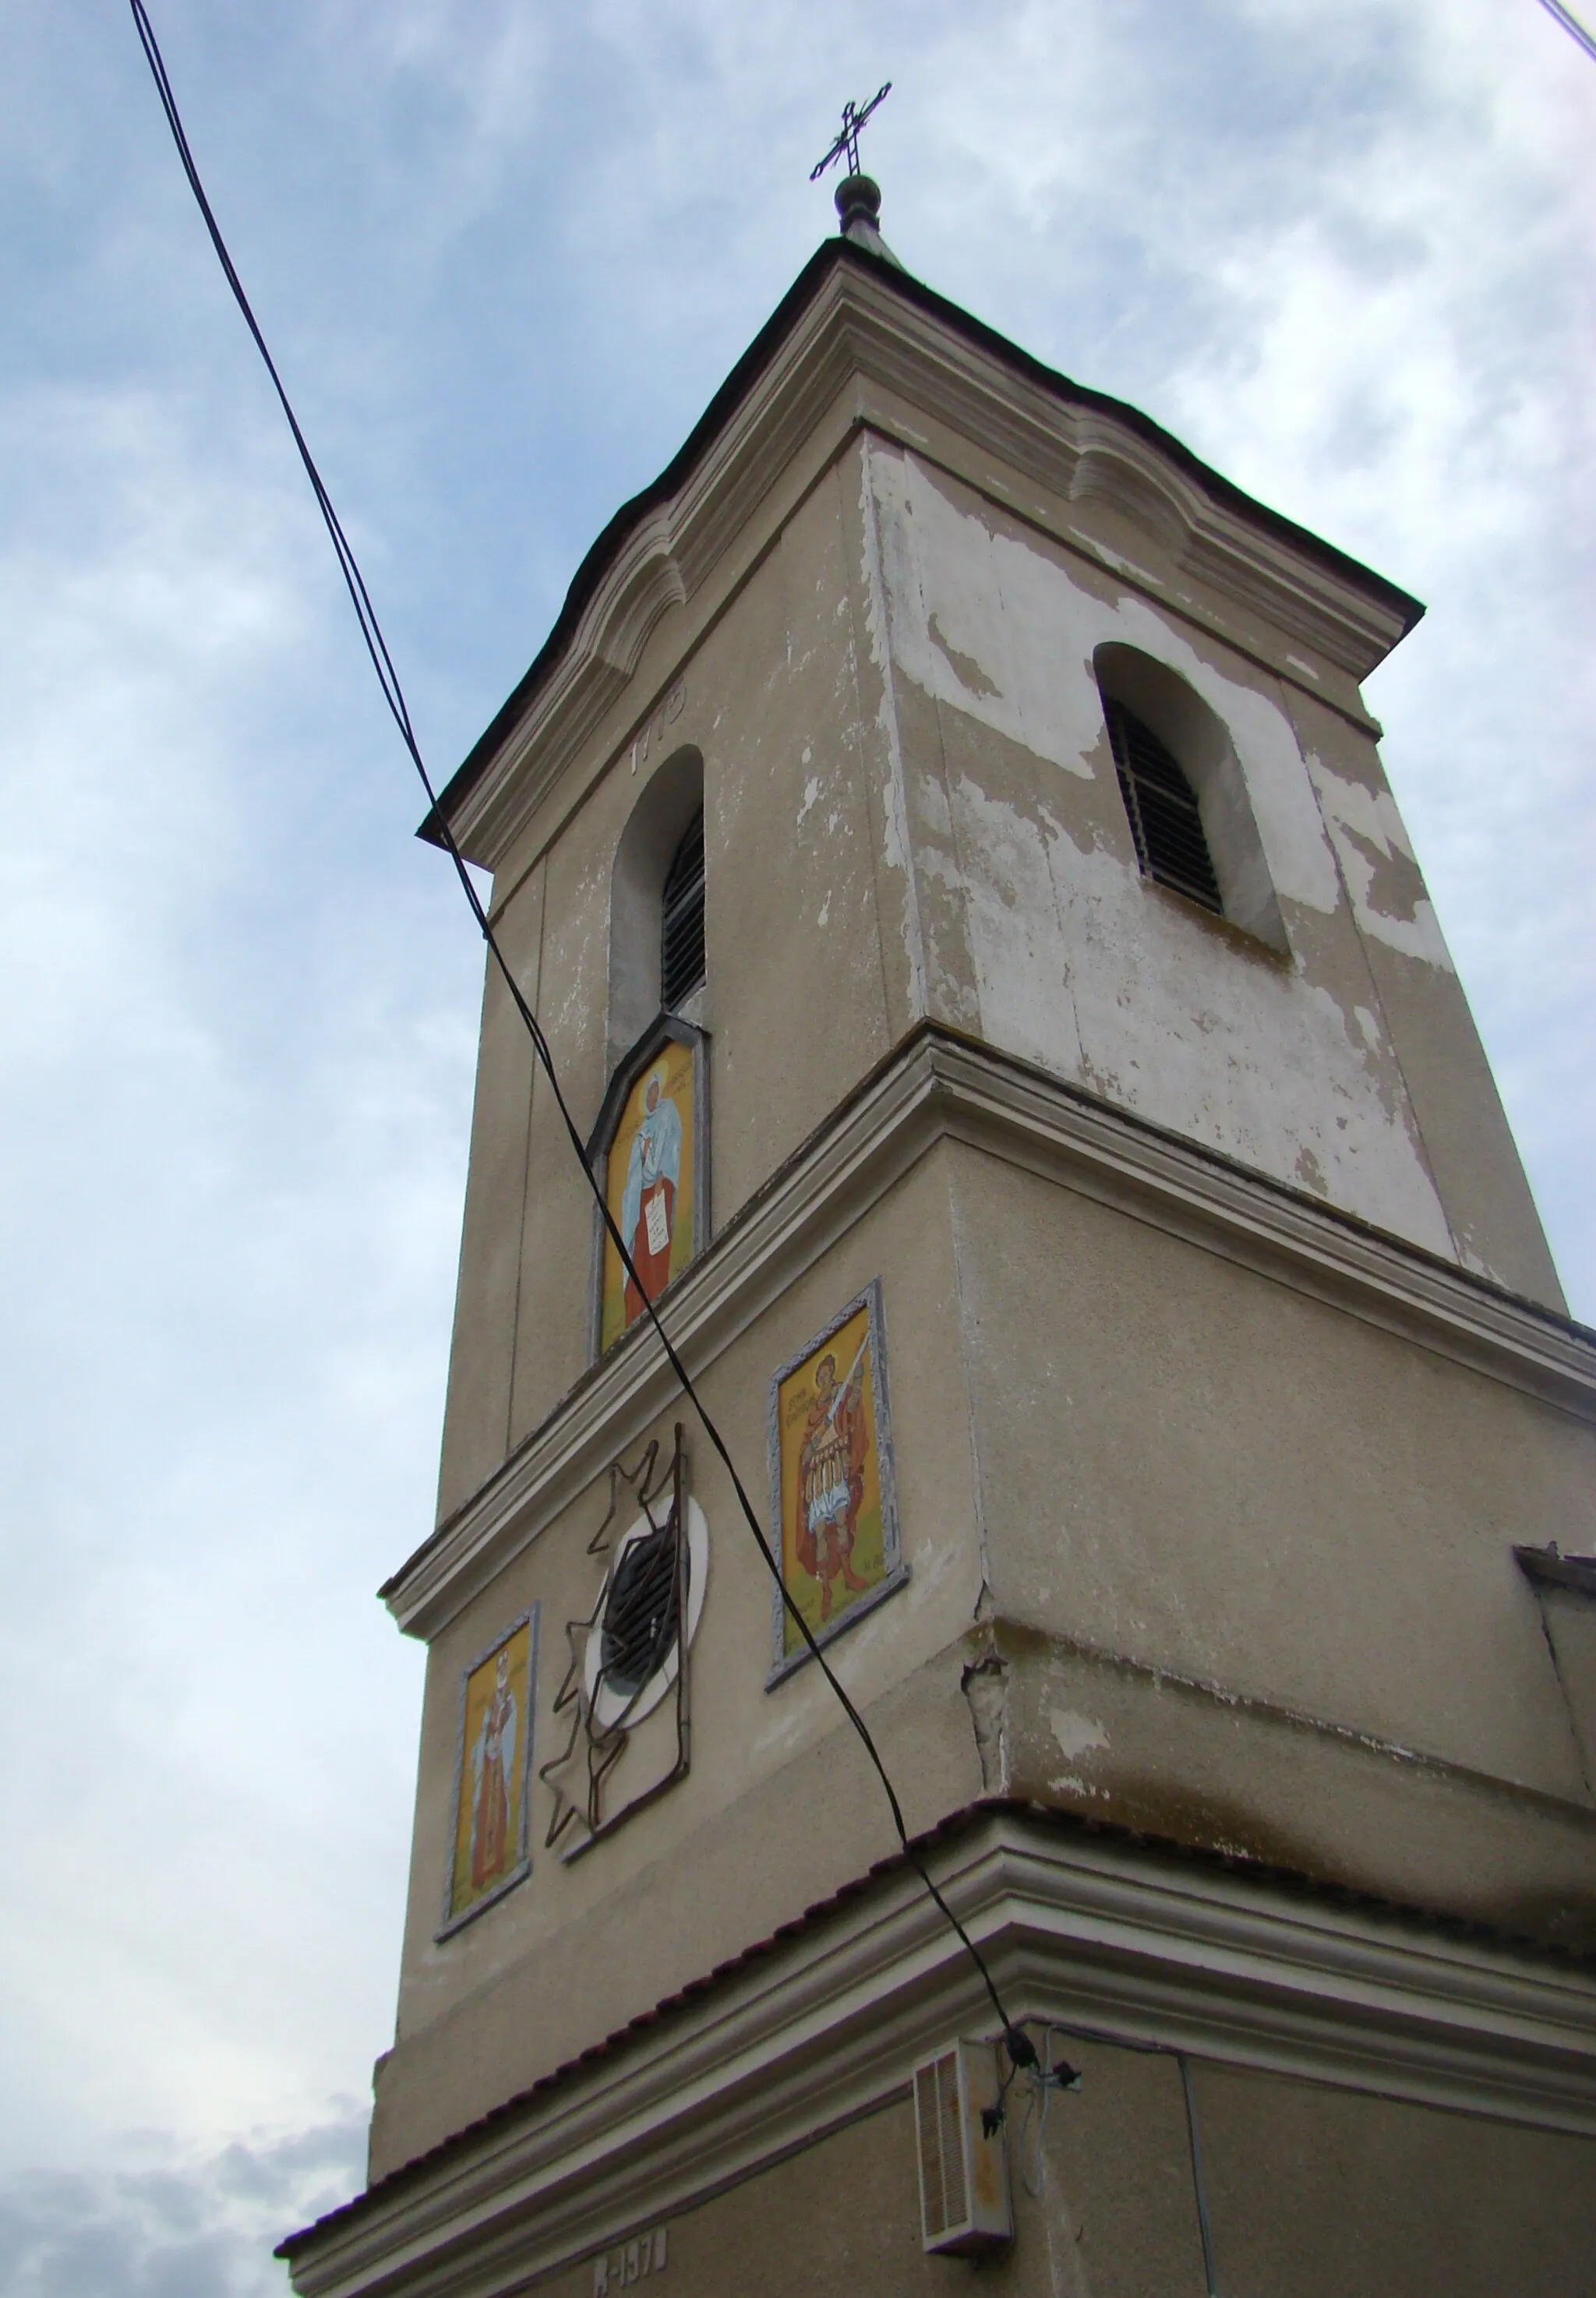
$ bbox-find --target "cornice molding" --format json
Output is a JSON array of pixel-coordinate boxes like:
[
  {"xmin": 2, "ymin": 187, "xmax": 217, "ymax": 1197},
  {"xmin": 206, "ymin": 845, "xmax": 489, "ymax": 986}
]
[
  {"xmin": 443, "ymin": 260, "xmax": 1407, "ymax": 871},
  {"xmin": 281, "ymin": 1810, "xmax": 1596, "ymax": 2296},
  {"xmin": 384, "ymin": 1028, "xmax": 1594, "ymax": 1642}
]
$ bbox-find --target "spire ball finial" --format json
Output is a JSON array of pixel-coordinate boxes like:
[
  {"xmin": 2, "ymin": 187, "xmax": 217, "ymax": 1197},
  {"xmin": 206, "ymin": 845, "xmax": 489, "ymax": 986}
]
[
  {"xmin": 834, "ymin": 174, "xmax": 882, "ymax": 233},
  {"xmin": 810, "ymin": 86, "xmax": 902, "ymax": 267}
]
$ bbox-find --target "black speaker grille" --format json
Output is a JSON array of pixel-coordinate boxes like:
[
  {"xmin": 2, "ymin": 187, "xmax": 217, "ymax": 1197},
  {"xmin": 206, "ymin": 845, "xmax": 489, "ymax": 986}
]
[{"xmin": 599, "ymin": 1516, "xmax": 681, "ymax": 1697}]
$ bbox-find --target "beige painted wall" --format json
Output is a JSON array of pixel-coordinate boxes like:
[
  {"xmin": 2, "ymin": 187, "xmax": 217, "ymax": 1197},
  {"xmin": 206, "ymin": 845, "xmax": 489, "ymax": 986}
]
[
  {"xmin": 373, "ymin": 1137, "xmax": 1596, "ymax": 2176},
  {"xmin": 383, "ymin": 304, "xmax": 1587, "ymax": 2192},
  {"xmin": 949, "ymin": 1148, "xmax": 1594, "ymax": 1795},
  {"xmin": 436, "ymin": 447, "xmax": 908, "ymax": 1522},
  {"xmin": 379, "ymin": 1155, "xmax": 987, "ymax": 2173},
  {"xmin": 434, "ymin": 407, "xmax": 1563, "ymax": 1523},
  {"xmin": 531, "ymin": 2053, "xmax": 1596, "ymax": 2298}
]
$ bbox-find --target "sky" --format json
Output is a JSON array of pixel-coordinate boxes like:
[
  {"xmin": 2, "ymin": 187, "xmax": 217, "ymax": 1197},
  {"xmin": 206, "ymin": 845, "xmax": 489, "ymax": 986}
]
[{"xmin": 1, "ymin": 2, "xmax": 1591, "ymax": 2290}]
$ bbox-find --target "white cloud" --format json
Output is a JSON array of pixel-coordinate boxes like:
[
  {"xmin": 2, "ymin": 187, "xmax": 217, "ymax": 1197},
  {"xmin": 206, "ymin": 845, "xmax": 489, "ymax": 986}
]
[{"xmin": 0, "ymin": 2111, "xmax": 364, "ymax": 2298}]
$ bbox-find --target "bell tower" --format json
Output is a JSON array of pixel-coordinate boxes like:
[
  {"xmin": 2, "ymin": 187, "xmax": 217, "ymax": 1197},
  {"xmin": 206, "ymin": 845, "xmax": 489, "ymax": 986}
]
[{"xmin": 282, "ymin": 176, "xmax": 1596, "ymax": 2298}]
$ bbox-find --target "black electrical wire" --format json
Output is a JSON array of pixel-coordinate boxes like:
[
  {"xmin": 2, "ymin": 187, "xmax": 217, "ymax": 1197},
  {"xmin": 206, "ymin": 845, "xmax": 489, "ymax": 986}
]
[
  {"xmin": 1534, "ymin": 0, "xmax": 1596, "ymax": 65},
  {"xmin": 128, "ymin": 0, "xmax": 1026, "ymax": 2060}
]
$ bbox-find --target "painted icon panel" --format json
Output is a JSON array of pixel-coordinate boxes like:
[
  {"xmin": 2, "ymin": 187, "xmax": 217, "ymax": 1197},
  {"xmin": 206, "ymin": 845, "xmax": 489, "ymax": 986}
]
[
  {"xmin": 599, "ymin": 1033, "xmax": 697, "ymax": 1354},
  {"xmin": 441, "ymin": 1609, "xmax": 538, "ymax": 1934},
  {"xmin": 768, "ymin": 1280, "xmax": 904, "ymax": 1679}
]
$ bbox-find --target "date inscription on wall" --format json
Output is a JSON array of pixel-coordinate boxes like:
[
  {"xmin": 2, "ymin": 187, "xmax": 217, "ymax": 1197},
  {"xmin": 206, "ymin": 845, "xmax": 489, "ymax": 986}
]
[
  {"xmin": 629, "ymin": 680, "xmax": 687, "ymax": 775},
  {"xmin": 593, "ymin": 2226, "xmax": 667, "ymax": 2293}
]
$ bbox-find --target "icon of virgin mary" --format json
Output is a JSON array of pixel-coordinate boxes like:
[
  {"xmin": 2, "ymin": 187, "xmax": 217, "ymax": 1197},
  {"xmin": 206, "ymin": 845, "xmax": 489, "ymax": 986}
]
[{"xmin": 468, "ymin": 1648, "xmax": 518, "ymax": 1894}]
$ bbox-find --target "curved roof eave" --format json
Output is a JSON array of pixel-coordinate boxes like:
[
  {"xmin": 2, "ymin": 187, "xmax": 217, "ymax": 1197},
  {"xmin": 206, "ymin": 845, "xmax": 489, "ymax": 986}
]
[{"xmin": 421, "ymin": 237, "xmax": 1425, "ymax": 849}]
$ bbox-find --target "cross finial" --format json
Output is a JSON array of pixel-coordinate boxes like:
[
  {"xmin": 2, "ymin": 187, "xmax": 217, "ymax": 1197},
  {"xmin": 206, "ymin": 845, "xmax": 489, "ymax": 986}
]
[{"xmin": 810, "ymin": 83, "xmax": 892, "ymax": 185}]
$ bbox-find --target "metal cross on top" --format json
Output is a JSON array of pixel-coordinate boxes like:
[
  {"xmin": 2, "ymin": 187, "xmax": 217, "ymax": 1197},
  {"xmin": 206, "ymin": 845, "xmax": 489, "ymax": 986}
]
[{"xmin": 810, "ymin": 81, "xmax": 892, "ymax": 183}]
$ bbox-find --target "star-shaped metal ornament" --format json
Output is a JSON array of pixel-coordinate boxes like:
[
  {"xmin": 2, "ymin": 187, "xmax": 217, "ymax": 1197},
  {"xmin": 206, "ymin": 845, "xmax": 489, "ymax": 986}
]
[{"xmin": 538, "ymin": 1437, "xmax": 681, "ymax": 1852}]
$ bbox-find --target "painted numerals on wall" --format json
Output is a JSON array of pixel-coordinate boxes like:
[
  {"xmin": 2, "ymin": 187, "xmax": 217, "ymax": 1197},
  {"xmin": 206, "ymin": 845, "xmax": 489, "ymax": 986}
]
[
  {"xmin": 629, "ymin": 680, "xmax": 687, "ymax": 774},
  {"xmin": 592, "ymin": 2226, "xmax": 667, "ymax": 2292}
]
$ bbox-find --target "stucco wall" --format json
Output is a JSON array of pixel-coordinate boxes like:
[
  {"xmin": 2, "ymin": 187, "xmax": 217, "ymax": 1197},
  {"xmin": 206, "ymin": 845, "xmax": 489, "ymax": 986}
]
[
  {"xmin": 380, "ymin": 1152, "xmax": 987, "ymax": 2174},
  {"xmin": 859, "ymin": 438, "xmax": 1557, "ymax": 1304},
  {"xmin": 948, "ymin": 1146, "xmax": 1594, "ymax": 1799},
  {"xmin": 433, "ymin": 415, "xmax": 1562, "ymax": 1531},
  {"xmin": 435, "ymin": 449, "xmax": 914, "ymax": 1523},
  {"xmin": 529, "ymin": 2053, "xmax": 1596, "ymax": 2298},
  {"xmin": 376, "ymin": 1124, "xmax": 1595, "ymax": 2178},
  {"xmin": 390, "ymin": 334, "xmax": 1582, "ymax": 2206}
]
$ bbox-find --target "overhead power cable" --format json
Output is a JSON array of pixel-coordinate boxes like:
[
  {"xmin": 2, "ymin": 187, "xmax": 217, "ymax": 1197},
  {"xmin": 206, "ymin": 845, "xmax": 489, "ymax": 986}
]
[
  {"xmin": 1534, "ymin": 0, "xmax": 1596, "ymax": 60},
  {"xmin": 127, "ymin": 2, "xmax": 1031, "ymax": 2068}
]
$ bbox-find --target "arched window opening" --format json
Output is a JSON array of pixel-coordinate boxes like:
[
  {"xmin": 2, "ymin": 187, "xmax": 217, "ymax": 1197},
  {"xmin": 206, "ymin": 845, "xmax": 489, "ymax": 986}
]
[
  {"xmin": 1093, "ymin": 646, "xmax": 1287, "ymax": 951},
  {"xmin": 660, "ymin": 808, "xmax": 706, "ymax": 1011},
  {"xmin": 1106, "ymin": 700, "xmax": 1223, "ymax": 916},
  {"xmin": 608, "ymin": 746, "xmax": 703, "ymax": 1066}
]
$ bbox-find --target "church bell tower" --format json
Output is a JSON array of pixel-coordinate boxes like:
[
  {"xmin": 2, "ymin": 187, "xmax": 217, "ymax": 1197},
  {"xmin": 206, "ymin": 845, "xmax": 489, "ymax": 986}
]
[{"xmin": 281, "ymin": 164, "xmax": 1596, "ymax": 2298}]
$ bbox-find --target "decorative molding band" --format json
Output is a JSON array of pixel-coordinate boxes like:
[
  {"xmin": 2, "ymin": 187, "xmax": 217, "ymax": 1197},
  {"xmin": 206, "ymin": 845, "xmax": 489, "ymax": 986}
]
[
  {"xmin": 282, "ymin": 1809, "xmax": 1596, "ymax": 2297},
  {"xmin": 384, "ymin": 1027, "xmax": 1595, "ymax": 1642},
  {"xmin": 448, "ymin": 260, "xmax": 1399, "ymax": 870}
]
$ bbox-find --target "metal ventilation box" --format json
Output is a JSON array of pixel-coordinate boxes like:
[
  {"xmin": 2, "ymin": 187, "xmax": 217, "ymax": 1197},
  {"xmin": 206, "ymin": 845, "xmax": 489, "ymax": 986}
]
[{"xmin": 912, "ymin": 2039, "xmax": 1012, "ymax": 2254}]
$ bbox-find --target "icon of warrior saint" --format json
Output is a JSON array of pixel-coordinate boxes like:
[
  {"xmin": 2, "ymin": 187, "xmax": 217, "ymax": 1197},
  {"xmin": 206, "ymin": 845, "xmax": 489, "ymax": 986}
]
[
  {"xmin": 620, "ymin": 1068, "xmax": 683, "ymax": 1323},
  {"xmin": 795, "ymin": 1338, "xmax": 871, "ymax": 1621},
  {"xmin": 468, "ymin": 1648, "xmax": 518, "ymax": 1892}
]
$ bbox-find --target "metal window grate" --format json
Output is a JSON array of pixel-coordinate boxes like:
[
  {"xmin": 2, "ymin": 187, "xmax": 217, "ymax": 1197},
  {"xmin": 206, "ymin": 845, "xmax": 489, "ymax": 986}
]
[
  {"xmin": 660, "ymin": 810, "xmax": 706, "ymax": 1010},
  {"xmin": 1107, "ymin": 701, "xmax": 1223, "ymax": 915},
  {"xmin": 599, "ymin": 1516, "xmax": 681, "ymax": 1697}
]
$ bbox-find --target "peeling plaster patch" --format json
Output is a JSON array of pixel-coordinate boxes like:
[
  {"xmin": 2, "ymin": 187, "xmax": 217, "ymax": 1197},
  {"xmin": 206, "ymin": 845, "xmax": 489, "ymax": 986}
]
[
  {"xmin": 858, "ymin": 440, "xmax": 927, "ymax": 1011},
  {"xmin": 929, "ymin": 611, "xmax": 1001, "ymax": 701},
  {"xmin": 817, "ymin": 895, "xmax": 830, "ymax": 928},
  {"xmin": 872, "ymin": 454, "xmax": 1344, "ymax": 915},
  {"xmin": 966, "ymin": 1671, "xmax": 1009, "ymax": 1795},
  {"xmin": 870, "ymin": 450, "xmax": 1102, "ymax": 781},
  {"xmin": 950, "ymin": 765, "xmax": 1452, "ymax": 1250},
  {"xmin": 1050, "ymin": 1774, "xmax": 1106, "ymax": 1799},
  {"xmin": 1340, "ymin": 822, "xmax": 1426, "ymax": 924},
  {"xmin": 947, "ymin": 772, "xmax": 1085, "ymax": 1074},
  {"xmin": 861, "ymin": 448, "xmax": 1460, "ymax": 1257},
  {"xmin": 1354, "ymin": 1004, "xmax": 1383, "ymax": 1052},
  {"xmin": 1050, "ymin": 1709, "xmax": 1110, "ymax": 1761},
  {"xmin": 1309, "ymin": 758, "xmax": 1454, "ymax": 969},
  {"xmin": 1294, "ymin": 1145, "xmax": 1329, "ymax": 1195},
  {"xmin": 797, "ymin": 773, "xmax": 821, "ymax": 826},
  {"xmin": 1085, "ymin": 540, "xmax": 1141, "ymax": 578},
  {"xmin": 1285, "ymin": 654, "xmax": 1322, "ymax": 681}
]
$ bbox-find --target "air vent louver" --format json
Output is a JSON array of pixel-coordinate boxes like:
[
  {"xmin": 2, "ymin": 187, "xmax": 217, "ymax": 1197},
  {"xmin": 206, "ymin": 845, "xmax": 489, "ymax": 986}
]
[
  {"xmin": 660, "ymin": 810, "xmax": 706, "ymax": 1010},
  {"xmin": 912, "ymin": 2040, "xmax": 1012, "ymax": 2255},
  {"xmin": 1107, "ymin": 701, "xmax": 1223, "ymax": 916},
  {"xmin": 599, "ymin": 1519, "xmax": 681, "ymax": 1698}
]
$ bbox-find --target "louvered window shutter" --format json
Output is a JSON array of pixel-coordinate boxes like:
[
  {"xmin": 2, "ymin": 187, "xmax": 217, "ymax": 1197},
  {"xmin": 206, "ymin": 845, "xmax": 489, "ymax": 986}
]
[
  {"xmin": 660, "ymin": 810, "xmax": 706, "ymax": 1009},
  {"xmin": 1107, "ymin": 701, "xmax": 1223, "ymax": 915}
]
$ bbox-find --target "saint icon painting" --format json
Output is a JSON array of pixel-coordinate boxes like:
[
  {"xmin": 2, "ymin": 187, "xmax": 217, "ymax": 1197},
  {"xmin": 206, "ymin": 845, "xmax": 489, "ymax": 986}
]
[
  {"xmin": 440, "ymin": 1608, "xmax": 538, "ymax": 1934},
  {"xmin": 591, "ymin": 1019, "xmax": 706, "ymax": 1356},
  {"xmin": 768, "ymin": 1280, "xmax": 905, "ymax": 1679}
]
